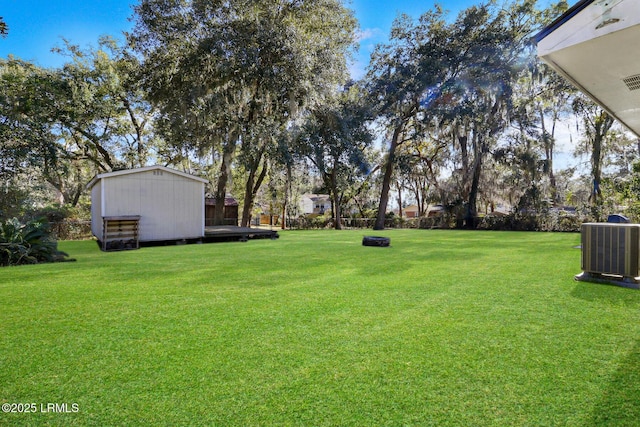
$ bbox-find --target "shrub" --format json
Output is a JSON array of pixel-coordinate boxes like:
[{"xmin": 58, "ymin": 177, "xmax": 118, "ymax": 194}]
[
  {"xmin": 476, "ymin": 211, "xmax": 584, "ymax": 232},
  {"xmin": 49, "ymin": 220, "xmax": 93, "ymax": 240},
  {"xmin": 0, "ymin": 218, "xmax": 71, "ymax": 267},
  {"xmin": 30, "ymin": 204, "xmax": 70, "ymax": 223},
  {"xmin": 417, "ymin": 213, "xmax": 456, "ymax": 230}
]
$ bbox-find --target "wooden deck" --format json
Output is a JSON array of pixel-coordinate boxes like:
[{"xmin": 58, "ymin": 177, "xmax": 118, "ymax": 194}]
[{"xmin": 203, "ymin": 226, "xmax": 279, "ymax": 242}]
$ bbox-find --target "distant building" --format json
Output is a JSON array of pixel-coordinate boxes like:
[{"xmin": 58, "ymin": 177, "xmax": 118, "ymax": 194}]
[
  {"xmin": 427, "ymin": 205, "xmax": 445, "ymax": 218},
  {"xmin": 403, "ymin": 205, "xmax": 420, "ymax": 219},
  {"xmin": 300, "ymin": 194, "xmax": 332, "ymax": 215},
  {"xmin": 205, "ymin": 196, "xmax": 239, "ymax": 226}
]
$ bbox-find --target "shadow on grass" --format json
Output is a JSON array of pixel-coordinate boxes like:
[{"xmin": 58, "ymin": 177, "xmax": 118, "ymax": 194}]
[
  {"xmin": 571, "ymin": 282, "xmax": 640, "ymax": 308},
  {"xmin": 587, "ymin": 340, "xmax": 640, "ymax": 426}
]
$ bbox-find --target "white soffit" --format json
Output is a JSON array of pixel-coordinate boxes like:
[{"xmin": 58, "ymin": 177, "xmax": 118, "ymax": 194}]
[{"xmin": 537, "ymin": 0, "xmax": 640, "ymax": 137}]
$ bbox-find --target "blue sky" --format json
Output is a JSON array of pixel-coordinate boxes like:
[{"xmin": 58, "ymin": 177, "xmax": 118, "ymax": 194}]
[{"xmin": 0, "ymin": 0, "xmax": 548, "ymax": 78}]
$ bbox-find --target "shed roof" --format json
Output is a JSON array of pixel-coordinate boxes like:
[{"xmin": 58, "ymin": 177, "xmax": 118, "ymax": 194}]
[
  {"xmin": 205, "ymin": 197, "xmax": 239, "ymax": 207},
  {"xmin": 302, "ymin": 193, "xmax": 331, "ymax": 202},
  {"xmin": 87, "ymin": 165, "xmax": 209, "ymax": 190}
]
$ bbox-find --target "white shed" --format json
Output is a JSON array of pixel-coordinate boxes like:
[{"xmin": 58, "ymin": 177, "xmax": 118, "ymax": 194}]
[{"xmin": 88, "ymin": 166, "xmax": 208, "ymax": 248}]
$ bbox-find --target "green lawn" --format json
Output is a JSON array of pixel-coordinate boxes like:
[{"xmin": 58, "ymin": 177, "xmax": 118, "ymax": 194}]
[{"xmin": 1, "ymin": 229, "xmax": 639, "ymax": 426}]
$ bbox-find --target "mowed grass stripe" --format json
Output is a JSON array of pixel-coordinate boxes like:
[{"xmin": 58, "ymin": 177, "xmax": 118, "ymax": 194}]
[{"xmin": 1, "ymin": 229, "xmax": 639, "ymax": 426}]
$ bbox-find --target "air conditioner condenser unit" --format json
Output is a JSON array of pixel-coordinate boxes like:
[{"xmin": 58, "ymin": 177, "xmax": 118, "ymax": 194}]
[{"xmin": 575, "ymin": 223, "xmax": 640, "ymax": 289}]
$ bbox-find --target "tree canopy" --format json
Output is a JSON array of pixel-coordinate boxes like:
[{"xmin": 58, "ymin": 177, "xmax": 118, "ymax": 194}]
[
  {"xmin": 129, "ymin": 0, "xmax": 357, "ymax": 224},
  {"xmin": 0, "ymin": 17, "xmax": 7, "ymax": 37},
  {"xmin": 1, "ymin": 0, "xmax": 638, "ymax": 231}
]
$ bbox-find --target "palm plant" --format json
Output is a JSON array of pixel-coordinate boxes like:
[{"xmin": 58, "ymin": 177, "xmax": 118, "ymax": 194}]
[{"xmin": 0, "ymin": 218, "xmax": 69, "ymax": 266}]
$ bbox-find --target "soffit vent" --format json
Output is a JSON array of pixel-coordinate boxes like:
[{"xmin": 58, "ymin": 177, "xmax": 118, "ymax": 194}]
[{"xmin": 623, "ymin": 74, "xmax": 640, "ymax": 91}]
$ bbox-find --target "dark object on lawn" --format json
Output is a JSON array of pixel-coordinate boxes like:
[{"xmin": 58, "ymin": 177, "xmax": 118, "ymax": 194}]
[
  {"xmin": 362, "ymin": 236, "xmax": 390, "ymax": 247},
  {"xmin": 105, "ymin": 239, "xmax": 138, "ymax": 251},
  {"xmin": 607, "ymin": 214, "xmax": 630, "ymax": 223}
]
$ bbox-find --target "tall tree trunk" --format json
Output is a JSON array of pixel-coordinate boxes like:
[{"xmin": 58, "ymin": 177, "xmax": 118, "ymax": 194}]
[
  {"xmin": 241, "ymin": 170, "xmax": 257, "ymax": 228},
  {"xmin": 455, "ymin": 124, "xmax": 469, "ymax": 172},
  {"xmin": 330, "ymin": 169, "xmax": 342, "ymax": 230},
  {"xmin": 396, "ymin": 182, "xmax": 403, "ymax": 221},
  {"xmin": 281, "ymin": 204, "xmax": 287, "ymax": 230},
  {"xmin": 281, "ymin": 165, "xmax": 291, "ymax": 230},
  {"xmin": 456, "ymin": 127, "xmax": 471, "ymax": 226},
  {"xmin": 467, "ymin": 154, "xmax": 483, "ymax": 227},
  {"xmin": 466, "ymin": 134, "xmax": 485, "ymax": 229},
  {"xmin": 240, "ymin": 155, "xmax": 268, "ymax": 228},
  {"xmin": 70, "ymin": 184, "xmax": 83, "ymax": 207},
  {"xmin": 333, "ymin": 194, "xmax": 342, "ymax": 230},
  {"xmin": 539, "ymin": 107, "xmax": 557, "ymax": 202},
  {"xmin": 374, "ymin": 125, "xmax": 402, "ymax": 230},
  {"xmin": 419, "ymin": 176, "xmax": 427, "ymax": 216},
  {"xmin": 589, "ymin": 111, "xmax": 614, "ymax": 212},
  {"xmin": 214, "ymin": 138, "xmax": 236, "ymax": 225}
]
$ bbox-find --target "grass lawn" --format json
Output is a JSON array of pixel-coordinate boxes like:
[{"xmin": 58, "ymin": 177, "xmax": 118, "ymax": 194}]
[{"xmin": 1, "ymin": 229, "xmax": 639, "ymax": 426}]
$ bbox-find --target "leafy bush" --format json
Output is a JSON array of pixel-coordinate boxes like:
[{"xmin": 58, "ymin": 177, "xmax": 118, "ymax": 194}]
[
  {"xmin": 0, "ymin": 218, "xmax": 71, "ymax": 267},
  {"xmin": 30, "ymin": 204, "xmax": 70, "ymax": 223},
  {"xmin": 49, "ymin": 220, "xmax": 92, "ymax": 240},
  {"xmin": 477, "ymin": 213, "xmax": 538, "ymax": 231},
  {"xmin": 477, "ymin": 211, "xmax": 583, "ymax": 232},
  {"xmin": 418, "ymin": 214, "xmax": 456, "ymax": 229}
]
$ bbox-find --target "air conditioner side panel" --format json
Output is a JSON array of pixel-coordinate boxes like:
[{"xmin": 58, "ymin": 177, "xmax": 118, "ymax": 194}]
[{"xmin": 581, "ymin": 223, "xmax": 640, "ymax": 278}]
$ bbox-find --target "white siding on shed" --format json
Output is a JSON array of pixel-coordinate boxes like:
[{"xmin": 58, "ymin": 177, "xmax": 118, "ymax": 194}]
[
  {"xmin": 88, "ymin": 166, "xmax": 207, "ymax": 242},
  {"xmin": 90, "ymin": 181, "xmax": 103, "ymax": 238}
]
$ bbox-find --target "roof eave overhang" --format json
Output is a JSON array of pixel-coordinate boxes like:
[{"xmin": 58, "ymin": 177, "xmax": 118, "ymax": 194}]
[
  {"xmin": 535, "ymin": 0, "xmax": 596, "ymax": 43},
  {"xmin": 538, "ymin": 55, "xmax": 637, "ymax": 137},
  {"xmin": 535, "ymin": 0, "xmax": 640, "ymax": 138}
]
